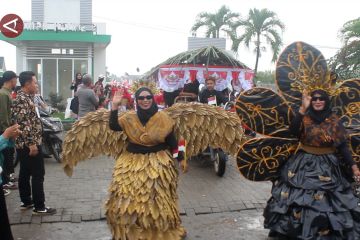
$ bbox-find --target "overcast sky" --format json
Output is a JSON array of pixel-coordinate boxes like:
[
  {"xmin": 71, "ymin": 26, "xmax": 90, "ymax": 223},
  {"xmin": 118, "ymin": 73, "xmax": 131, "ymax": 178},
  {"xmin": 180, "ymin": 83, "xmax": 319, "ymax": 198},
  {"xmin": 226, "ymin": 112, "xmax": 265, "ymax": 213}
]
[{"xmin": 0, "ymin": 0, "xmax": 359, "ymax": 76}]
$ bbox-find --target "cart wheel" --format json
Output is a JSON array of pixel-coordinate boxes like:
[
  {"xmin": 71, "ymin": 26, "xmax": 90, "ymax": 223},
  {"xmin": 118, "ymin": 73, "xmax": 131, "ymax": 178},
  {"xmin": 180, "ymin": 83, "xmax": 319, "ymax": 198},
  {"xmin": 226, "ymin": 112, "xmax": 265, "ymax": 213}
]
[{"xmin": 214, "ymin": 150, "xmax": 227, "ymax": 177}]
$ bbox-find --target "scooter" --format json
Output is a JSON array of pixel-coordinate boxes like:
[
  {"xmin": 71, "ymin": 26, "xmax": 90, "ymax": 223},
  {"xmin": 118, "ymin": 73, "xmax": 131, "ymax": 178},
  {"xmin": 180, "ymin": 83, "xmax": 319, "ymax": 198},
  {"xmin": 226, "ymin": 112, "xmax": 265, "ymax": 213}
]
[{"xmin": 39, "ymin": 109, "xmax": 63, "ymax": 163}]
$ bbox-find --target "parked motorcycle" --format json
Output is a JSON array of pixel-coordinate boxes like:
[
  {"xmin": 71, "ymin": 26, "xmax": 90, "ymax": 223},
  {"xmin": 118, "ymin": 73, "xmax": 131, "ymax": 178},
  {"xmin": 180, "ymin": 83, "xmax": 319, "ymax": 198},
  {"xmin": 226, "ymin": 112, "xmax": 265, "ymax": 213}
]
[{"xmin": 40, "ymin": 109, "xmax": 63, "ymax": 162}]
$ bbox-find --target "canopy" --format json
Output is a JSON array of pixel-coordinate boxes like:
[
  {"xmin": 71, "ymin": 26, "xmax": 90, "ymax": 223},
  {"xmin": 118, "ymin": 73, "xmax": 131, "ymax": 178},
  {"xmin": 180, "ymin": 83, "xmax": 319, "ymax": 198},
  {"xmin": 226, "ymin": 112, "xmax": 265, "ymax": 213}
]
[{"xmin": 142, "ymin": 46, "xmax": 254, "ymax": 92}]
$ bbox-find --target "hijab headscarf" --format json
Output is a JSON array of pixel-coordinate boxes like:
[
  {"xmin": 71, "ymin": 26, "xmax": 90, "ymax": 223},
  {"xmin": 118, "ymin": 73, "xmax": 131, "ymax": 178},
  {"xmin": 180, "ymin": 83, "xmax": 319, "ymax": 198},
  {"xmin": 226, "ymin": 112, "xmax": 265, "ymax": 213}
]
[
  {"xmin": 308, "ymin": 89, "xmax": 332, "ymax": 124},
  {"xmin": 135, "ymin": 87, "xmax": 158, "ymax": 126}
]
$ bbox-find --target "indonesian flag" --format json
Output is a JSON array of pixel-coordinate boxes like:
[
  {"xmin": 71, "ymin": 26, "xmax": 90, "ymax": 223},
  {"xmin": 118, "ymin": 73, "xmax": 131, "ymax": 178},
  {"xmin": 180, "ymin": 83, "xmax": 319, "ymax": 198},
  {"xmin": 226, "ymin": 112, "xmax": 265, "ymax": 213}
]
[
  {"xmin": 173, "ymin": 138, "xmax": 186, "ymax": 158},
  {"xmin": 208, "ymin": 96, "xmax": 217, "ymax": 106},
  {"xmin": 178, "ymin": 138, "xmax": 186, "ymax": 152}
]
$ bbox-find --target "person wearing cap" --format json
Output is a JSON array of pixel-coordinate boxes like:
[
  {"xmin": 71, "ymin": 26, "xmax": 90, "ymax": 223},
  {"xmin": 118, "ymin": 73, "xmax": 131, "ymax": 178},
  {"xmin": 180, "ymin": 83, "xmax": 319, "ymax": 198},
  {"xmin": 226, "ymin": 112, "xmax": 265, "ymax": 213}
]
[{"xmin": 0, "ymin": 71, "xmax": 18, "ymax": 194}]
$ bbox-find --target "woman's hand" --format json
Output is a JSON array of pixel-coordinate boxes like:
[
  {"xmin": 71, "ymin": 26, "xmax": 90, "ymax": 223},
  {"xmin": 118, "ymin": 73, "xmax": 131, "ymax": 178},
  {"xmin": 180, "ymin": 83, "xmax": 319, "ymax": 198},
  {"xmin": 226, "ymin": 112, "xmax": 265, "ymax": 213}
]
[
  {"xmin": 352, "ymin": 165, "xmax": 360, "ymax": 182},
  {"xmin": 2, "ymin": 124, "xmax": 21, "ymax": 139},
  {"xmin": 111, "ymin": 89, "xmax": 124, "ymax": 110},
  {"xmin": 299, "ymin": 90, "xmax": 311, "ymax": 115}
]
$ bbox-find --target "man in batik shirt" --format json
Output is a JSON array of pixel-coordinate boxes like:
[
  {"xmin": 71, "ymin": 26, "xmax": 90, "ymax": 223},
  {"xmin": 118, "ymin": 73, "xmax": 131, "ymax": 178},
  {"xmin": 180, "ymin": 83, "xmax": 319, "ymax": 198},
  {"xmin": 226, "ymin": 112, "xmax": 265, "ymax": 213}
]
[{"xmin": 12, "ymin": 71, "xmax": 56, "ymax": 215}]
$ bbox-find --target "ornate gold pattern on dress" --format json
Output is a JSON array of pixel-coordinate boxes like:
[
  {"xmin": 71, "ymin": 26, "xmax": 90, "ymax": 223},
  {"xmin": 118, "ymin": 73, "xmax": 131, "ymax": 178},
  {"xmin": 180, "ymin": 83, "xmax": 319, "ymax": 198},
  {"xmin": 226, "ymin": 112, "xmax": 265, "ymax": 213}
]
[
  {"xmin": 318, "ymin": 176, "xmax": 331, "ymax": 182},
  {"xmin": 236, "ymin": 88, "xmax": 294, "ymax": 138},
  {"xmin": 236, "ymin": 137, "xmax": 298, "ymax": 181},
  {"xmin": 318, "ymin": 229, "xmax": 330, "ymax": 236},
  {"xmin": 288, "ymin": 171, "xmax": 295, "ymax": 178},
  {"xmin": 280, "ymin": 191, "xmax": 289, "ymax": 199},
  {"xmin": 332, "ymin": 79, "xmax": 360, "ymax": 129},
  {"xmin": 61, "ymin": 103, "xmax": 244, "ymax": 240}
]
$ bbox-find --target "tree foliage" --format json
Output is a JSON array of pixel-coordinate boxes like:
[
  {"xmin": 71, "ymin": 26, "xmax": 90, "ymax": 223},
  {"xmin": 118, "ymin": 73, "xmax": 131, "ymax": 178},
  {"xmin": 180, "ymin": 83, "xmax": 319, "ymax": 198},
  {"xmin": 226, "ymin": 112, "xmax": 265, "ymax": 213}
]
[
  {"xmin": 328, "ymin": 17, "xmax": 360, "ymax": 79},
  {"xmin": 191, "ymin": 5, "xmax": 239, "ymax": 38},
  {"xmin": 227, "ymin": 8, "xmax": 285, "ymax": 75}
]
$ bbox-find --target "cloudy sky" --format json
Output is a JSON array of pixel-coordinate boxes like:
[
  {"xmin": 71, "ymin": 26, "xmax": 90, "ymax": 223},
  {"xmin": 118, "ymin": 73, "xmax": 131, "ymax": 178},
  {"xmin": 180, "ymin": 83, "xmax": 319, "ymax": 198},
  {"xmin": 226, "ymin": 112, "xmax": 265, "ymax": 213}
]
[{"xmin": 0, "ymin": 0, "xmax": 359, "ymax": 76}]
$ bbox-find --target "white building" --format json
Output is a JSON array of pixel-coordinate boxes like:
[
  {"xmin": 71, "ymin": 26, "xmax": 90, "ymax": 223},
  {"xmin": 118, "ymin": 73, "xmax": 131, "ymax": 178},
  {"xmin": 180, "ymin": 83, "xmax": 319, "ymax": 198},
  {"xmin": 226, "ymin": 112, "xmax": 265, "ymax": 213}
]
[
  {"xmin": 0, "ymin": 0, "xmax": 111, "ymax": 99},
  {"xmin": 188, "ymin": 37, "xmax": 226, "ymax": 50}
]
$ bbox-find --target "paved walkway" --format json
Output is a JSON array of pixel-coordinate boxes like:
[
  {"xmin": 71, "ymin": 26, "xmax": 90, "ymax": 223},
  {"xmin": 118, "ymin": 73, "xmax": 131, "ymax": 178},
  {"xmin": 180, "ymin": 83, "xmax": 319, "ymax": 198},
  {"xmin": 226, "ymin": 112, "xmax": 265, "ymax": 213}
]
[
  {"xmin": 12, "ymin": 210, "xmax": 269, "ymax": 240},
  {"xmin": 6, "ymin": 155, "xmax": 271, "ymax": 225}
]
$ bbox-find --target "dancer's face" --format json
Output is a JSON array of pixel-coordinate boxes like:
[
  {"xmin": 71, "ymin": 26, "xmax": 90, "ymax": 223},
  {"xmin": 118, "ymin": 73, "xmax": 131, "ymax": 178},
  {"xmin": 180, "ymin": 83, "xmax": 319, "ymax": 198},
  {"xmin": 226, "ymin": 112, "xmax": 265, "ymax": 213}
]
[
  {"xmin": 137, "ymin": 91, "xmax": 153, "ymax": 110},
  {"xmin": 311, "ymin": 93, "xmax": 326, "ymax": 111}
]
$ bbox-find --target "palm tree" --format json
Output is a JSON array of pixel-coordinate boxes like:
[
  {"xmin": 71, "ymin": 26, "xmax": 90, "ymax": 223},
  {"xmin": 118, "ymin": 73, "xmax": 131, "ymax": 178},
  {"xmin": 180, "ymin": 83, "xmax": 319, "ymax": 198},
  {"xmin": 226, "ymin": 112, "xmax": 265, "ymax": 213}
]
[
  {"xmin": 227, "ymin": 8, "xmax": 285, "ymax": 75},
  {"xmin": 340, "ymin": 17, "xmax": 360, "ymax": 44},
  {"xmin": 329, "ymin": 17, "xmax": 360, "ymax": 79},
  {"xmin": 191, "ymin": 5, "xmax": 239, "ymax": 38}
]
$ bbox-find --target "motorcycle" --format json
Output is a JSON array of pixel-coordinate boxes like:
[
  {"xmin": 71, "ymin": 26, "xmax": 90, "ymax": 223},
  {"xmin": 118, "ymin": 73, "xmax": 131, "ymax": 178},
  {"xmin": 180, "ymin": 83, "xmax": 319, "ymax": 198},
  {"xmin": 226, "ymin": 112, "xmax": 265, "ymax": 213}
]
[{"xmin": 39, "ymin": 109, "xmax": 64, "ymax": 163}]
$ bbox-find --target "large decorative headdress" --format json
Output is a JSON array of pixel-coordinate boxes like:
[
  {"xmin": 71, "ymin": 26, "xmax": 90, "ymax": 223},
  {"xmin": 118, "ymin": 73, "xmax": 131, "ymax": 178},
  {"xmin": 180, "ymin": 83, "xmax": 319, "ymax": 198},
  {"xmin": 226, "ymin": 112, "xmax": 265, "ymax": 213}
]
[
  {"xmin": 276, "ymin": 42, "xmax": 348, "ymax": 110},
  {"xmin": 235, "ymin": 41, "xmax": 360, "ymax": 181},
  {"xmin": 130, "ymin": 79, "xmax": 159, "ymax": 95}
]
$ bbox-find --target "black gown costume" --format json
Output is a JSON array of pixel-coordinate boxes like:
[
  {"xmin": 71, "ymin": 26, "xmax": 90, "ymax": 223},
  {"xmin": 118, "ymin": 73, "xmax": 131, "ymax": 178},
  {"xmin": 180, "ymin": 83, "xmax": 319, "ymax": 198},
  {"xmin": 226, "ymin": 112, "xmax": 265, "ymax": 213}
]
[{"xmin": 264, "ymin": 111, "xmax": 360, "ymax": 239}]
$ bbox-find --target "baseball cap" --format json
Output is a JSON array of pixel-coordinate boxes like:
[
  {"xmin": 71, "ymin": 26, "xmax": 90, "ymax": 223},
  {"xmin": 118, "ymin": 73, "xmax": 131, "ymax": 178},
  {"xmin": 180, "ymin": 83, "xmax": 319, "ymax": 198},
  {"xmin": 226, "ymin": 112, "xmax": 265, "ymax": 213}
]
[
  {"xmin": 2, "ymin": 71, "xmax": 18, "ymax": 82},
  {"xmin": 98, "ymin": 74, "xmax": 105, "ymax": 79}
]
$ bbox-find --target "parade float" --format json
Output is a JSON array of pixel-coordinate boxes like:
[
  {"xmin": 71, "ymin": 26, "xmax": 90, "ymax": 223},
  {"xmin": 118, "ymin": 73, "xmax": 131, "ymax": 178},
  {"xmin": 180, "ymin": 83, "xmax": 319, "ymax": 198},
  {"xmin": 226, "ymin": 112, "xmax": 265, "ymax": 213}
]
[{"xmin": 142, "ymin": 45, "xmax": 255, "ymax": 93}]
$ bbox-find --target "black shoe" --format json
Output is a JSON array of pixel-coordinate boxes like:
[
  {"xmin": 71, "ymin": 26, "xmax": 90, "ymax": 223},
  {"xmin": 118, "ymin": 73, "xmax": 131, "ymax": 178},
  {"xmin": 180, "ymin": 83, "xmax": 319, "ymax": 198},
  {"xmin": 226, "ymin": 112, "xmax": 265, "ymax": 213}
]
[
  {"xmin": 20, "ymin": 202, "xmax": 34, "ymax": 210},
  {"xmin": 33, "ymin": 207, "xmax": 57, "ymax": 215}
]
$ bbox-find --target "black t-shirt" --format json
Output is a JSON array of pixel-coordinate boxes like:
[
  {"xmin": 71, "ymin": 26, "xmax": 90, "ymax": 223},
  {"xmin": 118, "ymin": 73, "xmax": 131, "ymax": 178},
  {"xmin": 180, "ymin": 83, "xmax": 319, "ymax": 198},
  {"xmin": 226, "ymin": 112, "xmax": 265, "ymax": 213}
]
[
  {"xmin": 199, "ymin": 89, "xmax": 226, "ymax": 106},
  {"xmin": 163, "ymin": 90, "xmax": 180, "ymax": 107}
]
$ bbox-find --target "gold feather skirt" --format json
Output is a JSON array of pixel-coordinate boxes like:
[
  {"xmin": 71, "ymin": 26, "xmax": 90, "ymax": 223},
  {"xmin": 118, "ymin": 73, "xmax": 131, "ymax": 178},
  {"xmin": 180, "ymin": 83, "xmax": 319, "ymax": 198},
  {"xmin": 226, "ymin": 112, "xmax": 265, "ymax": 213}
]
[{"xmin": 105, "ymin": 150, "xmax": 185, "ymax": 240}]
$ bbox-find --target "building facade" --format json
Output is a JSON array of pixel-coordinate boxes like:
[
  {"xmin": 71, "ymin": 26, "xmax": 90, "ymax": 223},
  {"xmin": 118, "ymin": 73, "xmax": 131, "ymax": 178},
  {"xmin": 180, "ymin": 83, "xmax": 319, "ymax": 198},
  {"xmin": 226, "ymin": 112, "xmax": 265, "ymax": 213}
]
[
  {"xmin": 188, "ymin": 37, "xmax": 226, "ymax": 50},
  {"xmin": 0, "ymin": 0, "xmax": 111, "ymax": 99}
]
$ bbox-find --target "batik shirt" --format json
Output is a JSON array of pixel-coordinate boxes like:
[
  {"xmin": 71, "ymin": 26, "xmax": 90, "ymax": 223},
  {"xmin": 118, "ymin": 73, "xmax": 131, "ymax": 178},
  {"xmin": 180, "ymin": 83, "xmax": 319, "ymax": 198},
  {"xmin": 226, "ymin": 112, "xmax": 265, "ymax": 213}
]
[{"xmin": 12, "ymin": 90, "xmax": 42, "ymax": 149}]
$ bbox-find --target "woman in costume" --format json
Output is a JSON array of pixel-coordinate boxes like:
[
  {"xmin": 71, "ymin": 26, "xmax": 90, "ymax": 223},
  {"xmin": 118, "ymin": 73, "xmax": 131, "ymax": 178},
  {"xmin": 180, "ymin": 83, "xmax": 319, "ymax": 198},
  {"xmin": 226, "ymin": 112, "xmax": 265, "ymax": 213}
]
[
  {"xmin": 235, "ymin": 41, "xmax": 360, "ymax": 239},
  {"xmin": 62, "ymin": 84, "xmax": 244, "ymax": 240},
  {"xmin": 107, "ymin": 87, "xmax": 187, "ymax": 239},
  {"xmin": 265, "ymin": 88, "xmax": 360, "ymax": 239}
]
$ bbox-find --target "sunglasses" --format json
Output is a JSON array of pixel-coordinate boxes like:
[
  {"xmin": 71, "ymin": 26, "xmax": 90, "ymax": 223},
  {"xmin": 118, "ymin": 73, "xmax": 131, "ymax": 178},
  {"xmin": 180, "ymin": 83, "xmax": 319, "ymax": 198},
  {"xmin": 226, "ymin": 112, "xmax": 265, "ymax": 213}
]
[
  {"xmin": 311, "ymin": 96, "xmax": 326, "ymax": 102},
  {"xmin": 137, "ymin": 95, "xmax": 152, "ymax": 100}
]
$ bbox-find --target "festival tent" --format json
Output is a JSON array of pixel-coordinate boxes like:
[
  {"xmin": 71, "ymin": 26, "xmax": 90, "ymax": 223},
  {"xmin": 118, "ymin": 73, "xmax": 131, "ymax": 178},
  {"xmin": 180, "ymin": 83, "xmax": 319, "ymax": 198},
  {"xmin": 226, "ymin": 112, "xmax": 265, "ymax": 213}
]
[{"xmin": 142, "ymin": 46, "xmax": 255, "ymax": 92}]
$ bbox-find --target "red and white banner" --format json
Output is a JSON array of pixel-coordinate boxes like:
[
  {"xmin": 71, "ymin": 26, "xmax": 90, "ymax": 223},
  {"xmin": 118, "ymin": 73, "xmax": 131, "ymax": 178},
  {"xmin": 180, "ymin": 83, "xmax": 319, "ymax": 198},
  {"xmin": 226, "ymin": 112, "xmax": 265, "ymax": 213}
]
[
  {"xmin": 232, "ymin": 70, "xmax": 255, "ymax": 92},
  {"xmin": 158, "ymin": 69, "xmax": 186, "ymax": 92},
  {"xmin": 157, "ymin": 65, "xmax": 253, "ymax": 92}
]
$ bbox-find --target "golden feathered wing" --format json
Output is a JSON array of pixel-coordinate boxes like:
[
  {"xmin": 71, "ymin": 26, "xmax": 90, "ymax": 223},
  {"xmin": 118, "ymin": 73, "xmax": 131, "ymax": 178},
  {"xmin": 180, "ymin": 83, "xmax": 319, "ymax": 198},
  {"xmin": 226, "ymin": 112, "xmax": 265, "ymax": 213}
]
[
  {"xmin": 163, "ymin": 102, "xmax": 244, "ymax": 157},
  {"xmin": 62, "ymin": 109, "xmax": 127, "ymax": 176}
]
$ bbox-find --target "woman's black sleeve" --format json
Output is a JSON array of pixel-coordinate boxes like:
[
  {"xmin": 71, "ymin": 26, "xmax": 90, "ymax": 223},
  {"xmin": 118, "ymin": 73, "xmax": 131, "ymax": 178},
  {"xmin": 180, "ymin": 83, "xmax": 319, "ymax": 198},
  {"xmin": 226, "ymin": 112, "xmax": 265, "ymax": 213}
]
[
  {"xmin": 289, "ymin": 112, "xmax": 304, "ymax": 138},
  {"xmin": 165, "ymin": 131, "xmax": 178, "ymax": 150},
  {"xmin": 109, "ymin": 110, "xmax": 123, "ymax": 131},
  {"xmin": 165, "ymin": 131, "xmax": 184, "ymax": 161},
  {"xmin": 338, "ymin": 141, "xmax": 355, "ymax": 167}
]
